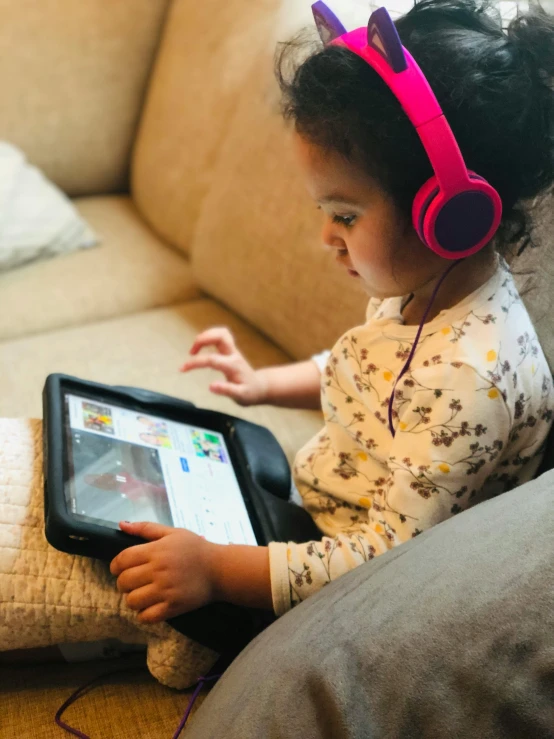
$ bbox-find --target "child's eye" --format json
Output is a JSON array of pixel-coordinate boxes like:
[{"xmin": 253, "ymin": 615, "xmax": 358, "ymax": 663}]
[{"xmin": 332, "ymin": 214, "xmax": 356, "ymax": 227}]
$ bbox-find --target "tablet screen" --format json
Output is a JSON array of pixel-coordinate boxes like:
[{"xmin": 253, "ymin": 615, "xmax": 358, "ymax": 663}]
[{"xmin": 63, "ymin": 393, "xmax": 258, "ymax": 546}]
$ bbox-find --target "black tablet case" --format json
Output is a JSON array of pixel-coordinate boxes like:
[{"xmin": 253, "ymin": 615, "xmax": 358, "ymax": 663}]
[{"xmin": 43, "ymin": 374, "xmax": 320, "ymax": 653}]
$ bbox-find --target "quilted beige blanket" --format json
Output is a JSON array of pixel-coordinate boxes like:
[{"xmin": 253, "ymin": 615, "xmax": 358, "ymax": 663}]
[{"xmin": 0, "ymin": 418, "xmax": 217, "ymax": 688}]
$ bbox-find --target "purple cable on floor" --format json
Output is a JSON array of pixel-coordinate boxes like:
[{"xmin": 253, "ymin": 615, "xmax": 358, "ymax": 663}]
[
  {"xmin": 55, "ymin": 666, "xmax": 222, "ymax": 738},
  {"xmin": 171, "ymin": 673, "xmax": 222, "ymax": 738},
  {"xmin": 55, "ymin": 667, "xmax": 143, "ymax": 738}
]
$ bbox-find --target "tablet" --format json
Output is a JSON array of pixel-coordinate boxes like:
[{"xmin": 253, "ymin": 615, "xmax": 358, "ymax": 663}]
[
  {"xmin": 43, "ymin": 375, "xmax": 269, "ymax": 562},
  {"xmin": 63, "ymin": 393, "xmax": 258, "ymax": 547}
]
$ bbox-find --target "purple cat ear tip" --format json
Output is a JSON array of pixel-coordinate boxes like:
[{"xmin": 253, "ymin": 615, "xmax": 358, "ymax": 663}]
[
  {"xmin": 312, "ymin": 1, "xmax": 347, "ymax": 44},
  {"xmin": 367, "ymin": 6, "xmax": 408, "ymax": 73}
]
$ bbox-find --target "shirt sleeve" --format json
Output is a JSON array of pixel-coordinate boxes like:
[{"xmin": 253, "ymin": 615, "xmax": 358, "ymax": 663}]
[
  {"xmin": 269, "ymin": 362, "xmax": 512, "ymax": 615},
  {"xmin": 311, "ymin": 350, "xmax": 331, "ymax": 373}
]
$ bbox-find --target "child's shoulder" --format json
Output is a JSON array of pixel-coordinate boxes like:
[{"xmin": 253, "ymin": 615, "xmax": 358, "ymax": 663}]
[
  {"xmin": 431, "ymin": 262, "xmax": 533, "ymax": 354},
  {"xmin": 415, "ymin": 263, "xmax": 549, "ymax": 398}
]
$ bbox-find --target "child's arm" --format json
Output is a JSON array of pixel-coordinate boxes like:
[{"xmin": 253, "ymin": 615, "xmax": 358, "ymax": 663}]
[{"xmin": 180, "ymin": 327, "xmax": 322, "ymax": 410}]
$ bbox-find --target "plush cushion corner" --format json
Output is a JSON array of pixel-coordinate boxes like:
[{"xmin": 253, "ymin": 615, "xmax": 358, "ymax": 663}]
[{"xmin": 0, "ymin": 141, "xmax": 98, "ymax": 272}]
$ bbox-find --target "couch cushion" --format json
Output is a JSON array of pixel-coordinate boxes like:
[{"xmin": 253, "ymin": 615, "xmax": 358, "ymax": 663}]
[
  {"xmin": 131, "ymin": 0, "xmax": 281, "ymax": 255},
  {"xmin": 0, "ymin": 299, "xmax": 322, "ymax": 462},
  {"xmin": 0, "ymin": 0, "xmax": 171, "ymax": 196},
  {"xmin": 0, "ymin": 196, "xmax": 199, "ymax": 343},
  {"xmin": 190, "ymin": 52, "xmax": 368, "ymax": 360},
  {"xmin": 186, "ymin": 470, "xmax": 554, "ymax": 739}
]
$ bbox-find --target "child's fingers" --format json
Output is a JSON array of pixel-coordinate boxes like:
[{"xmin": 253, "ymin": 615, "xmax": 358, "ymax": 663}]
[
  {"xmin": 180, "ymin": 353, "xmax": 236, "ymax": 377},
  {"xmin": 189, "ymin": 327, "xmax": 235, "ymax": 357},
  {"xmin": 136, "ymin": 602, "xmax": 170, "ymax": 624},
  {"xmin": 110, "ymin": 541, "xmax": 152, "ymax": 576},
  {"xmin": 115, "ymin": 563, "xmax": 153, "ymax": 594},
  {"xmin": 210, "ymin": 382, "xmax": 256, "ymax": 407},
  {"xmin": 209, "ymin": 381, "xmax": 249, "ymax": 402},
  {"xmin": 125, "ymin": 584, "xmax": 162, "ymax": 613},
  {"xmin": 120, "ymin": 520, "xmax": 172, "ymax": 541}
]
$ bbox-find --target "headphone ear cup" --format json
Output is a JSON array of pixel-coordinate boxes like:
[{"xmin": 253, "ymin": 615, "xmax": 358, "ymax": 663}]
[{"xmin": 412, "ymin": 173, "xmax": 502, "ymax": 259}]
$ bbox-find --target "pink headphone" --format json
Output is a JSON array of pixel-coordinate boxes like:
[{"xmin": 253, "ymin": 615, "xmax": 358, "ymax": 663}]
[{"xmin": 312, "ymin": 2, "xmax": 502, "ymax": 259}]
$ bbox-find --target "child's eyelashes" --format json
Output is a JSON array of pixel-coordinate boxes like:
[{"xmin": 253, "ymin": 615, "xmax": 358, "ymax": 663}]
[
  {"xmin": 316, "ymin": 206, "xmax": 357, "ymax": 228},
  {"xmin": 332, "ymin": 214, "xmax": 356, "ymax": 228}
]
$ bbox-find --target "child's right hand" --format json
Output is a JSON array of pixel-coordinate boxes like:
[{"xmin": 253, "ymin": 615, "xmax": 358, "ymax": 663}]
[{"xmin": 180, "ymin": 327, "xmax": 268, "ymax": 406}]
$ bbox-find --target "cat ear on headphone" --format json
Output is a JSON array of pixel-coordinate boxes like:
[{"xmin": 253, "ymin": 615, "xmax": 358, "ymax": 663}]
[
  {"xmin": 311, "ymin": 1, "xmax": 347, "ymax": 45},
  {"xmin": 367, "ymin": 7, "xmax": 407, "ymax": 73}
]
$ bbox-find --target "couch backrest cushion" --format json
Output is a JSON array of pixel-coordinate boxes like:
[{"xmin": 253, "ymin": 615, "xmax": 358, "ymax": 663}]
[
  {"xmin": 190, "ymin": 51, "xmax": 368, "ymax": 360},
  {"xmin": 131, "ymin": 0, "xmax": 279, "ymax": 256},
  {"xmin": 0, "ymin": 0, "xmax": 170, "ymax": 197}
]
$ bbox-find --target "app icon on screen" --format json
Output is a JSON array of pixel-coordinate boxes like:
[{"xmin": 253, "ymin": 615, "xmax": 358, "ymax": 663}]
[{"xmin": 191, "ymin": 430, "xmax": 227, "ymax": 463}]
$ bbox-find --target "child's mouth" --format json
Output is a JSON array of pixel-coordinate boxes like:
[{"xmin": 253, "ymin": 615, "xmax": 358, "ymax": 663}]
[{"xmin": 335, "ymin": 248, "xmax": 358, "ymax": 277}]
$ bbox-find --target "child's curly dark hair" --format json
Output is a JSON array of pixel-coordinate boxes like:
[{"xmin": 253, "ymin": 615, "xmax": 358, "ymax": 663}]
[{"xmin": 275, "ymin": 0, "xmax": 554, "ymax": 255}]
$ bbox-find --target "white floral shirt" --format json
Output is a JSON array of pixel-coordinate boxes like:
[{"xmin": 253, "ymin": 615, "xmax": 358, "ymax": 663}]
[{"xmin": 269, "ymin": 261, "xmax": 553, "ymax": 615}]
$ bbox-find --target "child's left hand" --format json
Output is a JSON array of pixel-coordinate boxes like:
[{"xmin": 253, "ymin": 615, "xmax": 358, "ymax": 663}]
[{"xmin": 110, "ymin": 521, "xmax": 216, "ymax": 624}]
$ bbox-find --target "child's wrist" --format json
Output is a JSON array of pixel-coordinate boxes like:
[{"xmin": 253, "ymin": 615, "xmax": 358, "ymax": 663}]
[
  {"xmin": 204, "ymin": 542, "xmax": 273, "ymax": 610},
  {"xmin": 204, "ymin": 541, "xmax": 226, "ymax": 603},
  {"xmin": 254, "ymin": 368, "xmax": 271, "ymax": 404}
]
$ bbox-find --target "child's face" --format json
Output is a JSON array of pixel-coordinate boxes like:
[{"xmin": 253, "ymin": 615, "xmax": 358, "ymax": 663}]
[{"xmin": 293, "ymin": 132, "xmax": 445, "ymax": 299}]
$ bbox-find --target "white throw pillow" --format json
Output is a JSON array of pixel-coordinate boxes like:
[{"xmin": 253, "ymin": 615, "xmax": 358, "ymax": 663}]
[{"xmin": 0, "ymin": 142, "xmax": 98, "ymax": 272}]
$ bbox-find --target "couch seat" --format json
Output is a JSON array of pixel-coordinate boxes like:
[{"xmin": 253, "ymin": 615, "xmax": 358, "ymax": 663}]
[{"xmin": 0, "ymin": 298, "xmax": 323, "ymax": 461}]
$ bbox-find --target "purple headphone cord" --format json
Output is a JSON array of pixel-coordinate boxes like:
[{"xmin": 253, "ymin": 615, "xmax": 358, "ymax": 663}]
[
  {"xmin": 170, "ymin": 672, "xmax": 221, "ymax": 737},
  {"xmin": 55, "ymin": 665, "xmax": 222, "ymax": 738},
  {"xmin": 387, "ymin": 259, "xmax": 463, "ymax": 437}
]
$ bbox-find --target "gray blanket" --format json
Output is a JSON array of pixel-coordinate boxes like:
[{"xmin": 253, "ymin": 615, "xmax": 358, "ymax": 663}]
[{"xmin": 188, "ymin": 471, "xmax": 554, "ymax": 738}]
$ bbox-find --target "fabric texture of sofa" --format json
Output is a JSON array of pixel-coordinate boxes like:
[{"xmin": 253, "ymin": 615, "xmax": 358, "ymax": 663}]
[
  {"xmin": 1, "ymin": 0, "xmax": 553, "ymax": 735},
  {"xmin": 186, "ymin": 470, "xmax": 554, "ymax": 739}
]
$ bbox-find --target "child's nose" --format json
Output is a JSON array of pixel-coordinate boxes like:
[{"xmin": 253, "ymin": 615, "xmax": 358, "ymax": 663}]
[{"xmin": 320, "ymin": 219, "xmax": 345, "ymax": 251}]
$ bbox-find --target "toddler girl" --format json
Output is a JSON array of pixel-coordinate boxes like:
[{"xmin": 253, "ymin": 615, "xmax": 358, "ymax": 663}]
[{"xmin": 111, "ymin": 0, "xmax": 554, "ymax": 622}]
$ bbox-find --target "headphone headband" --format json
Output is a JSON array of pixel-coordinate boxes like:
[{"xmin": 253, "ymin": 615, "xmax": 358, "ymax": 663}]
[{"xmin": 311, "ymin": 2, "xmax": 502, "ymax": 258}]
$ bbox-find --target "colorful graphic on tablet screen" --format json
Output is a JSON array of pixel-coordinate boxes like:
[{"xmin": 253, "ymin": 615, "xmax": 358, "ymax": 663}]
[
  {"xmin": 136, "ymin": 415, "xmax": 173, "ymax": 448},
  {"xmin": 82, "ymin": 402, "xmax": 115, "ymax": 435},
  {"xmin": 191, "ymin": 430, "xmax": 228, "ymax": 463}
]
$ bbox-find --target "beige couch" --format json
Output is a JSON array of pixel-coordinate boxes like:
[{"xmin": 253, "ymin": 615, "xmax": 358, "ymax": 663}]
[
  {"xmin": 0, "ymin": 0, "xmax": 372, "ymax": 733},
  {"xmin": 1, "ymin": 0, "xmax": 553, "ymax": 735}
]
